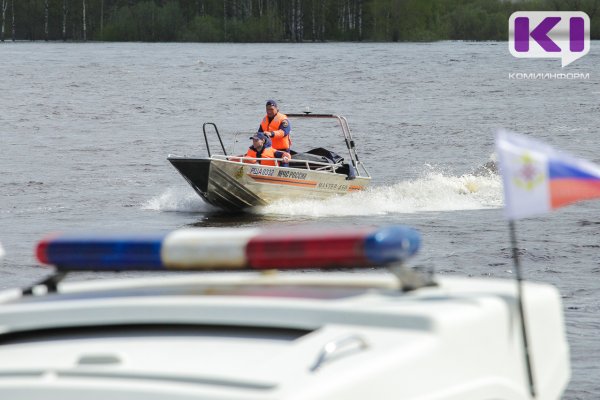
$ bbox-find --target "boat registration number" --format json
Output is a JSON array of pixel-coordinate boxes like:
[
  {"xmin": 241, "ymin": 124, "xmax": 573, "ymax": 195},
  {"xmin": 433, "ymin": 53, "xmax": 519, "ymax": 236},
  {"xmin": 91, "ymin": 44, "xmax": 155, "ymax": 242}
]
[{"xmin": 249, "ymin": 167, "xmax": 274, "ymax": 176}]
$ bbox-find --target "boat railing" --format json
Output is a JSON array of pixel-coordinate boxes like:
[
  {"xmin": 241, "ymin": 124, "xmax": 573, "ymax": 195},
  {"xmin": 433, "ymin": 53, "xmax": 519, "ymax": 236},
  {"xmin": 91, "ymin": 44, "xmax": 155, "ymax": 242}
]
[
  {"xmin": 212, "ymin": 154, "xmax": 343, "ymax": 172},
  {"xmin": 202, "ymin": 122, "xmax": 228, "ymax": 158}
]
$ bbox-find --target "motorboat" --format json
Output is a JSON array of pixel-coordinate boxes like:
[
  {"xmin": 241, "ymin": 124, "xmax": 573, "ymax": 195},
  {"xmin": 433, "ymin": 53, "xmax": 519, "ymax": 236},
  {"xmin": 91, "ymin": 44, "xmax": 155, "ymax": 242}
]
[
  {"xmin": 168, "ymin": 113, "xmax": 371, "ymax": 211},
  {"xmin": 0, "ymin": 225, "xmax": 570, "ymax": 399}
]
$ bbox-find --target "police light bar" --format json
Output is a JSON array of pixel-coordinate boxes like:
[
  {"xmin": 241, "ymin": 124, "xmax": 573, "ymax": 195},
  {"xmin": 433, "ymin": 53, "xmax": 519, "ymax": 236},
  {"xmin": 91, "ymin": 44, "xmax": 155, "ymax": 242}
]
[{"xmin": 36, "ymin": 226, "xmax": 420, "ymax": 271}]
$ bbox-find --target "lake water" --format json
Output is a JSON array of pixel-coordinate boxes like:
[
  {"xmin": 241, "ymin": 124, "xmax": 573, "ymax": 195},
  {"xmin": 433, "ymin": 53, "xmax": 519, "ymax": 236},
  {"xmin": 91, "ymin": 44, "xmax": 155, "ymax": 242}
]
[{"xmin": 1, "ymin": 41, "xmax": 599, "ymax": 398}]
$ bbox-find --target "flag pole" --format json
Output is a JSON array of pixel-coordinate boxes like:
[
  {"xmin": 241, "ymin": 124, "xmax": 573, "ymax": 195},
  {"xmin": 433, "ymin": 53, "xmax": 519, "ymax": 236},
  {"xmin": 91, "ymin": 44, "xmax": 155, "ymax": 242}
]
[{"xmin": 509, "ymin": 220, "xmax": 536, "ymax": 398}]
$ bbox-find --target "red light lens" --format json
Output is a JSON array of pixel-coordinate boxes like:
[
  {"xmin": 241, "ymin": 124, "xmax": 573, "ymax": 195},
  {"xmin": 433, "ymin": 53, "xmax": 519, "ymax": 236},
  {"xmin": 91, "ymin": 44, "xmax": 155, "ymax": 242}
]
[{"xmin": 246, "ymin": 229, "xmax": 373, "ymax": 269}]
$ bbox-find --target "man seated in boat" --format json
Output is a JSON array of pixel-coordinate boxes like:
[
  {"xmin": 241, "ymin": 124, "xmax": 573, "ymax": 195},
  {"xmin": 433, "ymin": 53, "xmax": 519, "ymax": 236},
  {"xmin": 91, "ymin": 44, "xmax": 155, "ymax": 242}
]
[
  {"xmin": 237, "ymin": 132, "xmax": 290, "ymax": 167},
  {"xmin": 258, "ymin": 99, "xmax": 291, "ymax": 152}
]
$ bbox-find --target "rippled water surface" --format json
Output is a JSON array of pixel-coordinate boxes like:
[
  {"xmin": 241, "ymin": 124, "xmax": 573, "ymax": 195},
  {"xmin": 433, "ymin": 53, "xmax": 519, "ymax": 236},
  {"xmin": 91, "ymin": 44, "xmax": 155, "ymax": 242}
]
[{"xmin": 1, "ymin": 41, "xmax": 599, "ymax": 398}]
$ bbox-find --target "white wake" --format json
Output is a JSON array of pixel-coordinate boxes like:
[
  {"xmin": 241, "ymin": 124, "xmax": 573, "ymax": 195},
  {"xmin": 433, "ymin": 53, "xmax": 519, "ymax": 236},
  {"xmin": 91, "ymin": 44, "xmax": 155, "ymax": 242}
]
[
  {"xmin": 142, "ymin": 187, "xmax": 216, "ymax": 212},
  {"xmin": 256, "ymin": 171, "xmax": 503, "ymax": 217},
  {"xmin": 145, "ymin": 171, "xmax": 502, "ymax": 216}
]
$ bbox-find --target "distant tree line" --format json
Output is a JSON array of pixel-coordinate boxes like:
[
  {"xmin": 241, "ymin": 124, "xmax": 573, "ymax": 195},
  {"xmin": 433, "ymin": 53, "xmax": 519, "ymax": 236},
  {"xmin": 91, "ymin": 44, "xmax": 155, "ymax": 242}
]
[{"xmin": 0, "ymin": 0, "xmax": 598, "ymax": 42}]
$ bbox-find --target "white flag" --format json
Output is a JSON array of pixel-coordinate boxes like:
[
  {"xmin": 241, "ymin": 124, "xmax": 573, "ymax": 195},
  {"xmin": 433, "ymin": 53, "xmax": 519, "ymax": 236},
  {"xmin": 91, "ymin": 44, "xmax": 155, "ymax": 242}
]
[{"xmin": 495, "ymin": 130, "xmax": 600, "ymax": 220}]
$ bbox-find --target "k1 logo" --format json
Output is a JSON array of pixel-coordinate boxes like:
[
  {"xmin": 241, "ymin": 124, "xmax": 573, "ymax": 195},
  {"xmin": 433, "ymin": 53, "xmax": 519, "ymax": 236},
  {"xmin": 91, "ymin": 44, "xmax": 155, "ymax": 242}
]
[{"xmin": 509, "ymin": 12, "xmax": 590, "ymax": 67}]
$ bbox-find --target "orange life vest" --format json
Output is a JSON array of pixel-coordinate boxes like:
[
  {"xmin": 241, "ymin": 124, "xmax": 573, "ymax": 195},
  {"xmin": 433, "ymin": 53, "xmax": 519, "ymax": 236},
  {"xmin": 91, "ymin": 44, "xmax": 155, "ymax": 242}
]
[
  {"xmin": 244, "ymin": 146, "xmax": 279, "ymax": 167},
  {"xmin": 260, "ymin": 113, "xmax": 290, "ymax": 151}
]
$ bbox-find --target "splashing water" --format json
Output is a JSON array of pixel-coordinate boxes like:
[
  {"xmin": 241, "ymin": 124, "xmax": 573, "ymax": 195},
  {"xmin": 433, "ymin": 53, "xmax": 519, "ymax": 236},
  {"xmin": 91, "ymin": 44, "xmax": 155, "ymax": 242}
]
[
  {"xmin": 145, "ymin": 171, "xmax": 502, "ymax": 216},
  {"xmin": 142, "ymin": 187, "xmax": 215, "ymax": 212},
  {"xmin": 257, "ymin": 171, "xmax": 503, "ymax": 217}
]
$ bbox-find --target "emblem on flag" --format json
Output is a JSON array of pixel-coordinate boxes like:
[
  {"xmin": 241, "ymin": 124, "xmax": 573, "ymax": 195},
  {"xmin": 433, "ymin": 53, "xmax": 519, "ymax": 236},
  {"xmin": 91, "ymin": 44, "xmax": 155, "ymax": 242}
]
[{"xmin": 513, "ymin": 153, "xmax": 545, "ymax": 191}]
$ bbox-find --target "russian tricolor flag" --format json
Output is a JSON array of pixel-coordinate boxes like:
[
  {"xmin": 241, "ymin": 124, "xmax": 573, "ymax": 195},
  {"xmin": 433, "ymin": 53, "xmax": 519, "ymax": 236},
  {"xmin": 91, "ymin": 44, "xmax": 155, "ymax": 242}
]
[{"xmin": 496, "ymin": 130, "xmax": 600, "ymax": 220}]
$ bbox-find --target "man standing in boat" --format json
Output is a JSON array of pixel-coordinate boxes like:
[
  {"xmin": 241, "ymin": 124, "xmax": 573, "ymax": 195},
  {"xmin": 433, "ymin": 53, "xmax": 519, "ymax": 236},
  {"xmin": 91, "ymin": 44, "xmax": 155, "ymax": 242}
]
[
  {"xmin": 258, "ymin": 100, "xmax": 291, "ymax": 152},
  {"xmin": 244, "ymin": 132, "xmax": 290, "ymax": 167}
]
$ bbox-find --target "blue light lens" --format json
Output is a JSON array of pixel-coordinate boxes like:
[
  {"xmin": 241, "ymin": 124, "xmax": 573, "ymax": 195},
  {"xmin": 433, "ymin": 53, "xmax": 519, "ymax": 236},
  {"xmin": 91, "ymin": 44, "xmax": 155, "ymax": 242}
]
[
  {"xmin": 364, "ymin": 226, "xmax": 420, "ymax": 264},
  {"xmin": 44, "ymin": 234, "xmax": 166, "ymax": 270}
]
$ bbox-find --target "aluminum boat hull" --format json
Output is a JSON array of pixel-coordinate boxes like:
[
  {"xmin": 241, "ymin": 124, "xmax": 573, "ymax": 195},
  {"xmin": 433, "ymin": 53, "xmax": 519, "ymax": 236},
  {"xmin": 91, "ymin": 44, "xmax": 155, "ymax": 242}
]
[{"xmin": 168, "ymin": 157, "xmax": 370, "ymax": 211}]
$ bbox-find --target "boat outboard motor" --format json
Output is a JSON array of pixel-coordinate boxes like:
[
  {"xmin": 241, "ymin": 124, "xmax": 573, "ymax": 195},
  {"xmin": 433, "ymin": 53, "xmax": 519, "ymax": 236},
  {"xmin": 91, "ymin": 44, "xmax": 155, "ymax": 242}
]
[
  {"xmin": 290, "ymin": 148, "xmax": 343, "ymax": 171},
  {"xmin": 290, "ymin": 152, "xmax": 332, "ymax": 170},
  {"xmin": 346, "ymin": 165, "xmax": 356, "ymax": 180},
  {"xmin": 306, "ymin": 148, "xmax": 344, "ymax": 164},
  {"xmin": 303, "ymin": 148, "xmax": 356, "ymax": 179}
]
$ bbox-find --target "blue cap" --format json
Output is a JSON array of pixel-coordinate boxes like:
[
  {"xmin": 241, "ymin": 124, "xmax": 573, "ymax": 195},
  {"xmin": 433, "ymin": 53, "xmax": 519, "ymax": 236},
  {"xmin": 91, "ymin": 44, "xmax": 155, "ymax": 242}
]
[
  {"xmin": 250, "ymin": 132, "xmax": 267, "ymax": 141},
  {"xmin": 266, "ymin": 99, "xmax": 278, "ymax": 108}
]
